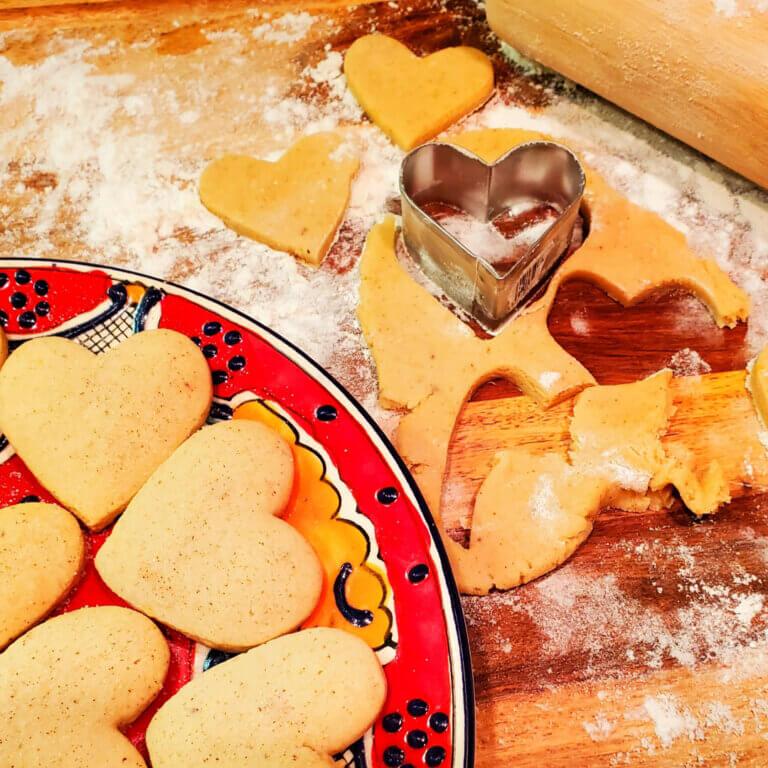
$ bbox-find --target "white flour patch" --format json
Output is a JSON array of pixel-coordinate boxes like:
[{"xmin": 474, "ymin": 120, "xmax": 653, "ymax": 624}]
[
  {"xmin": 734, "ymin": 593, "xmax": 764, "ymax": 627},
  {"xmin": 583, "ymin": 712, "xmax": 615, "ymax": 742},
  {"xmin": 251, "ymin": 11, "xmax": 316, "ymax": 44},
  {"xmin": 704, "ymin": 702, "xmax": 745, "ymax": 735},
  {"xmin": 439, "ymin": 212, "xmax": 514, "ymax": 265},
  {"xmin": 570, "ymin": 308, "xmax": 590, "ymax": 335},
  {"xmin": 538, "ymin": 371, "xmax": 562, "ymax": 389},
  {"xmin": 712, "ymin": 0, "xmax": 768, "ymax": 15},
  {"xmin": 667, "ymin": 348, "xmax": 712, "ymax": 377},
  {"xmin": 642, "ymin": 694, "xmax": 702, "ymax": 748},
  {"xmin": 528, "ymin": 474, "xmax": 560, "ymax": 522}
]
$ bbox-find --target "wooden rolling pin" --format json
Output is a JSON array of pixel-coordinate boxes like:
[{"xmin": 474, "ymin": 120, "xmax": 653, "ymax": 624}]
[{"xmin": 485, "ymin": 0, "xmax": 768, "ymax": 189}]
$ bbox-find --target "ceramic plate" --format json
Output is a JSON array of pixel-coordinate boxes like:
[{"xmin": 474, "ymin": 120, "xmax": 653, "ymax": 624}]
[{"xmin": 0, "ymin": 259, "xmax": 474, "ymax": 768}]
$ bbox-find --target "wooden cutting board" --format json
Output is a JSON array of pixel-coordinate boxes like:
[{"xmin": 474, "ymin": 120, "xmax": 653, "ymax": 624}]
[{"xmin": 2, "ymin": 1, "xmax": 767, "ymax": 766}]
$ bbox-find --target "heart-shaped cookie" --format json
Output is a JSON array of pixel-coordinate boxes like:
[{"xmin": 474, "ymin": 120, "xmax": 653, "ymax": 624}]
[
  {"xmin": 146, "ymin": 627, "xmax": 386, "ymax": 767},
  {"xmin": 0, "ymin": 502, "xmax": 84, "ymax": 649},
  {"xmin": 199, "ymin": 132, "xmax": 359, "ymax": 265},
  {"xmin": 344, "ymin": 34, "xmax": 494, "ymax": 150},
  {"xmin": 0, "ymin": 329, "xmax": 212, "ymax": 530},
  {"xmin": 0, "ymin": 605, "xmax": 169, "ymax": 768},
  {"xmin": 95, "ymin": 419, "xmax": 323, "ymax": 651}
]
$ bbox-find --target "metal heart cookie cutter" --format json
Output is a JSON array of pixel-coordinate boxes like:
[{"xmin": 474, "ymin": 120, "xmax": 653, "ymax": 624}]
[{"xmin": 399, "ymin": 141, "xmax": 586, "ymax": 331}]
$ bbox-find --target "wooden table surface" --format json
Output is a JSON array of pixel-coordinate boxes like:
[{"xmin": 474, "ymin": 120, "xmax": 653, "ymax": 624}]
[{"xmin": 2, "ymin": 1, "xmax": 768, "ymax": 766}]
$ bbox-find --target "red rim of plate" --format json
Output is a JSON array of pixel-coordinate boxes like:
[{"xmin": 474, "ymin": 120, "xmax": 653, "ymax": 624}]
[{"xmin": 0, "ymin": 257, "xmax": 475, "ymax": 768}]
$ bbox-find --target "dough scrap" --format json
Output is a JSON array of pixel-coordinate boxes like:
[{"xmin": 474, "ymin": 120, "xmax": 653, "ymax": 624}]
[
  {"xmin": 455, "ymin": 450, "xmax": 604, "ymax": 595},
  {"xmin": 200, "ymin": 132, "xmax": 359, "ymax": 265},
  {"xmin": 344, "ymin": 34, "xmax": 494, "ymax": 150},
  {"xmin": 95, "ymin": 420, "xmax": 323, "ymax": 652},
  {"xmin": 0, "ymin": 502, "xmax": 84, "ymax": 649},
  {"xmin": 0, "ymin": 605, "xmax": 169, "ymax": 768},
  {"xmin": 146, "ymin": 627, "xmax": 387, "ymax": 768},
  {"xmin": 457, "ymin": 372, "xmax": 666, "ymax": 593},
  {"xmin": 570, "ymin": 370, "xmax": 730, "ymax": 516},
  {"xmin": 456, "ymin": 371, "xmax": 729, "ymax": 593},
  {"xmin": 569, "ymin": 369, "xmax": 673, "ymax": 509},
  {"xmin": 0, "ymin": 329, "xmax": 213, "ymax": 530},
  {"xmin": 357, "ymin": 129, "xmax": 749, "ymax": 593},
  {"xmin": 653, "ymin": 442, "xmax": 730, "ymax": 517},
  {"xmin": 749, "ymin": 344, "xmax": 768, "ymax": 428}
]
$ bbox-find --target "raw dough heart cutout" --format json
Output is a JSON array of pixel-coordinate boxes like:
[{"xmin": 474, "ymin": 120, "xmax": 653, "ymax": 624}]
[
  {"xmin": 0, "ymin": 606, "xmax": 169, "ymax": 768},
  {"xmin": 0, "ymin": 330, "xmax": 213, "ymax": 530},
  {"xmin": 0, "ymin": 502, "xmax": 84, "ymax": 649},
  {"xmin": 344, "ymin": 34, "xmax": 494, "ymax": 150},
  {"xmin": 199, "ymin": 132, "xmax": 359, "ymax": 265},
  {"xmin": 95, "ymin": 419, "xmax": 323, "ymax": 651},
  {"xmin": 146, "ymin": 627, "xmax": 386, "ymax": 767}
]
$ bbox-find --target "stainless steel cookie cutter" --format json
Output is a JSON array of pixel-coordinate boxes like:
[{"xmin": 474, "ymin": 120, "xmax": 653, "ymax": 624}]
[{"xmin": 399, "ymin": 141, "xmax": 586, "ymax": 331}]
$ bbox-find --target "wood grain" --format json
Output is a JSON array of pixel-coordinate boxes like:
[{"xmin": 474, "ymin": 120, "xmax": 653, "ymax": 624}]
[
  {"xmin": 2, "ymin": 1, "xmax": 767, "ymax": 765},
  {"xmin": 485, "ymin": 0, "xmax": 768, "ymax": 189}
]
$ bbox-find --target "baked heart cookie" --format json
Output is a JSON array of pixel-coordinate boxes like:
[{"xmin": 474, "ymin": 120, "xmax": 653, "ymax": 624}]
[
  {"xmin": 0, "ymin": 328, "xmax": 7, "ymax": 368},
  {"xmin": 199, "ymin": 132, "xmax": 359, "ymax": 265},
  {"xmin": 147, "ymin": 627, "xmax": 386, "ymax": 767},
  {"xmin": 0, "ymin": 605, "xmax": 169, "ymax": 768},
  {"xmin": 0, "ymin": 329, "xmax": 212, "ymax": 530},
  {"xmin": 344, "ymin": 34, "xmax": 494, "ymax": 150},
  {"xmin": 95, "ymin": 419, "xmax": 323, "ymax": 651},
  {"xmin": 0, "ymin": 502, "xmax": 84, "ymax": 649}
]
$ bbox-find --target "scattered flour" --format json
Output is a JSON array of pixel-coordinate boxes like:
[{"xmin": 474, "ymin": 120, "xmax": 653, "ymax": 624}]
[
  {"xmin": 528, "ymin": 474, "xmax": 560, "ymax": 522},
  {"xmin": 712, "ymin": 0, "xmax": 768, "ymax": 15},
  {"xmin": 463, "ymin": 534, "xmax": 768, "ymax": 679},
  {"xmin": 704, "ymin": 702, "xmax": 745, "ymax": 735},
  {"xmin": 538, "ymin": 370, "xmax": 561, "ymax": 389},
  {"xmin": 642, "ymin": 694, "xmax": 702, "ymax": 748},
  {"xmin": 667, "ymin": 348, "xmax": 712, "ymax": 377},
  {"xmin": 583, "ymin": 712, "xmax": 615, "ymax": 742},
  {"xmin": 251, "ymin": 11, "xmax": 316, "ymax": 43},
  {"xmin": 0, "ymin": 21, "xmax": 387, "ymax": 404},
  {"xmin": 439, "ymin": 212, "xmax": 515, "ymax": 265}
]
